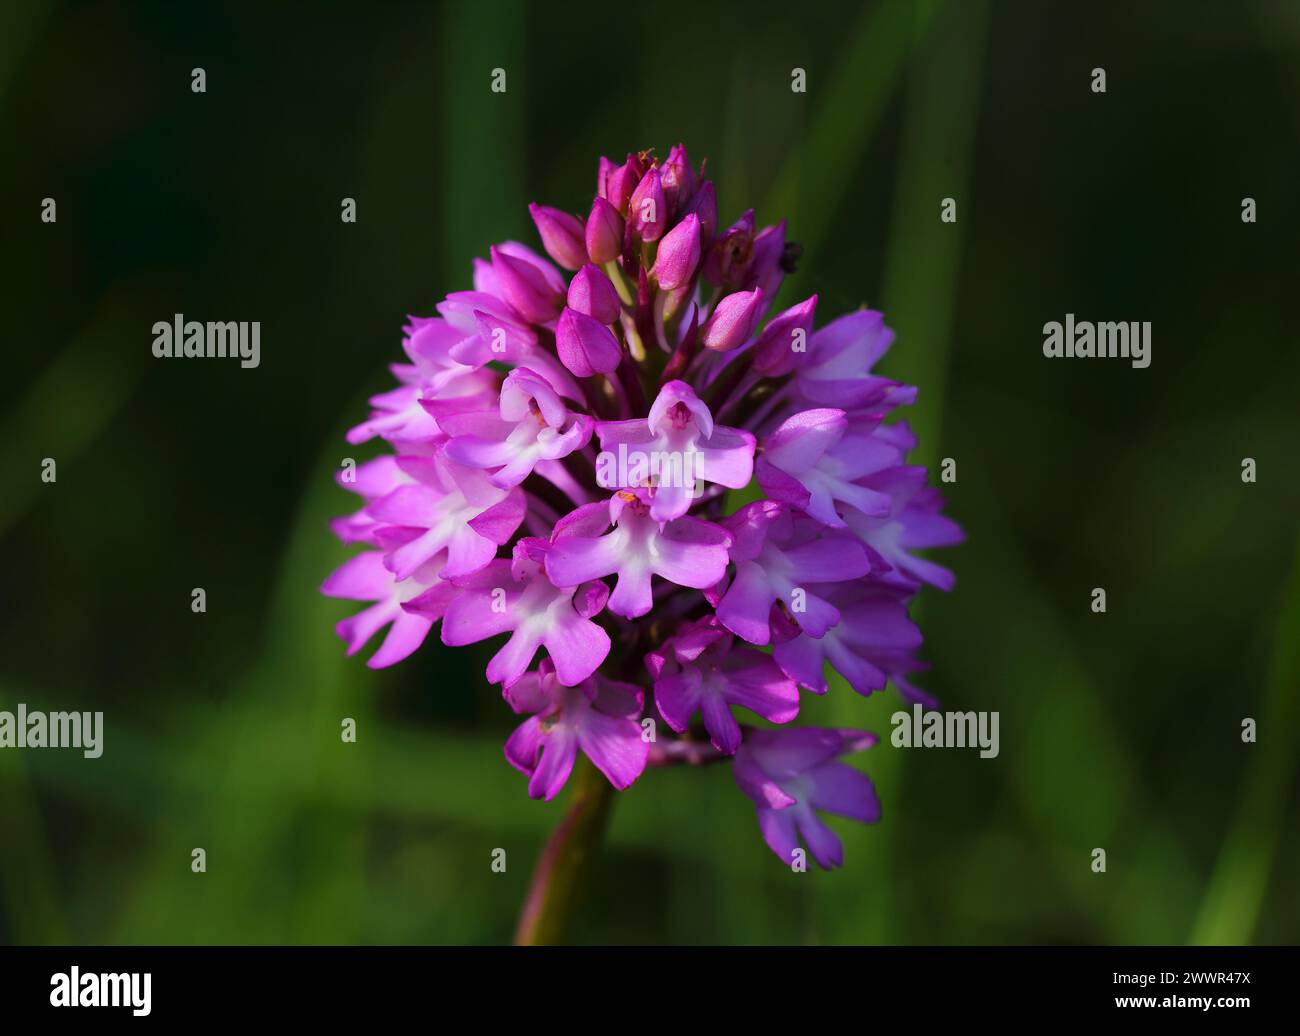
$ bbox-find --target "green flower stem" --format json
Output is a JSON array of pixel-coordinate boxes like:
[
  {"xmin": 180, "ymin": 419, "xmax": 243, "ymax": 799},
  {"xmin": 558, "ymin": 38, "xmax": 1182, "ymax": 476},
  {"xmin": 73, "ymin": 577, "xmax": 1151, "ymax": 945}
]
[{"xmin": 513, "ymin": 757, "xmax": 617, "ymax": 946}]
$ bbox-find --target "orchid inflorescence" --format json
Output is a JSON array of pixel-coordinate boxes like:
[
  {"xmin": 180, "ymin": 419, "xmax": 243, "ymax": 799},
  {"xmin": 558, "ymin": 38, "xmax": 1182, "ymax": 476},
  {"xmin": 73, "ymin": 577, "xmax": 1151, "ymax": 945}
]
[{"xmin": 322, "ymin": 144, "xmax": 962, "ymax": 869}]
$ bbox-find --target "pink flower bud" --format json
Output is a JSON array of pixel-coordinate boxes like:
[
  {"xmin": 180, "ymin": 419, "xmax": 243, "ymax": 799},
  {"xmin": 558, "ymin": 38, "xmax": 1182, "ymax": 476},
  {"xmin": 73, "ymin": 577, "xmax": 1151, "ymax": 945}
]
[
  {"xmin": 586, "ymin": 196, "xmax": 624, "ymax": 264},
  {"xmin": 660, "ymin": 143, "xmax": 696, "ymax": 218},
  {"xmin": 556, "ymin": 306, "xmax": 622, "ymax": 376},
  {"xmin": 490, "ymin": 246, "xmax": 563, "ymax": 324},
  {"xmin": 753, "ymin": 294, "xmax": 817, "ymax": 376},
  {"xmin": 529, "ymin": 203, "xmax": 587, "ymax": 271},
  {"xmin": 746, "ymin": 220, "xmax": 787, "ymax": 299},
  {"xmin": 604, "ymin": 154, "xmax": 644, "ymax": 215},
  {"xmin": 629, "ymin": 167, "xmax": 667, "ymax": 243},
  {"xmin": 650, "ymin": 214, "xmax": 701, "ymax": 290},
  {"xmin": 701, "ymin": 287, "xmax": 763, "ymax": 352},
  {"xmin": 567, "ymin": 264, "xmax": 621, "ymax": 325},
  {"xmin": 596, "ymin": 155, "xmax": 615, "ymax": 198},
  {"xmin": 684, "ymin": 181, "xmax": 717, "ymax": 249}
]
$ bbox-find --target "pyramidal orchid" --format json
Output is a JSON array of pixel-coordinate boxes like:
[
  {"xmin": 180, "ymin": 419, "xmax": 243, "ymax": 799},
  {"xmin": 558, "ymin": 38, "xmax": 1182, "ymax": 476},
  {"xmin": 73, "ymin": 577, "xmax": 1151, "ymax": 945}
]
[{"xmin": 323, "ymin": 145, "xmax": 962, "ymax": 936}]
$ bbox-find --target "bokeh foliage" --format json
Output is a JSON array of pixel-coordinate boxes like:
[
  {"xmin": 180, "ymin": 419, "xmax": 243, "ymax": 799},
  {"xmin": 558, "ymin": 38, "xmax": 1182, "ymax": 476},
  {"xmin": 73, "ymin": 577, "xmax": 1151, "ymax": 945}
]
[{"xmin": 1, "ymin": 0, "xmax": 1297, "ymax": 944}]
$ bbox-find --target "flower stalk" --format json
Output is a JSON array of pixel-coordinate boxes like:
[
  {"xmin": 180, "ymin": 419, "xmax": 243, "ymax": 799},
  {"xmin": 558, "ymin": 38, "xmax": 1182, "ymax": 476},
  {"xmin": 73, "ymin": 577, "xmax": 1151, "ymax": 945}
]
[{"xmin": 513, "ymin": 757, "xmax": 617, "ymax": 946}]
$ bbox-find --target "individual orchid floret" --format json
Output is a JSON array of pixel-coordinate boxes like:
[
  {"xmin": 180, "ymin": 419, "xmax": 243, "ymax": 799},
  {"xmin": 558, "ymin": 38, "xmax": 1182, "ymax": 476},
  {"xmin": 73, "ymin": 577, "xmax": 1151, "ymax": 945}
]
[
  {"xmin": 733, "ymin": 727, "xmax": 881, "ymax": 870},
  {"xmin": 793, "ymin": 309, "xmax": 917, "ymax": 410},
  {"xmin": 566, "ymin": 263, "xmax": 622, "ymax": 325},
  {"xmin": 771, "ymin": 583, "xmax": 923, "ymax": 697},
  {"xmin": 440, "ymin": 538, "xmax": 611, "ymax": 687},
  {"xmin": 504, "ymin": 658, "xmax": 649, "ymax": 800},
  {"xmin": 346, "ymin": 315, "xmax": 496, "ymax": 445},
  {"xmin": 842, "ymin": 466, "xmax": 964, "ymax": 592},
  {"xmin": 646, "ymin": 616, "xmax": 799, "ymax": 755},
  {"xmin": 756, "ymin": 408, "xmax": 906, "ymax": 527},
  {"xmin": 545, "ymin": 491, "xmax": 731, "ymax": 619},
  {"xmin": 321, "ymin": 551, "xmax": 451, "ymax": 669},
  {"xmin": 594, "ymin": 380, "xmax": 754, "ymax": 521},
  {"xmin": 440, "ymin": 368, "xmax": 594, "ymax": 489},
  {"xmin": 701, "ymin": 287, "xmax": 764, "ymax": 352},
  {"xmin": 434, "ymin": 297, "xmax": 582, "ymax": 403},
  {"xmin": 330, "ymin": 455, "xmax": 415, "ymax": 545},
  {"xmin": 528, "ymin": 203, "xmax": 587, "ymax": 271},
  {"xmin": 716, "ymin": 500, "xmax": 874, "ymax": 644},
  {"xmin": 365, "ymin": 452, "xmax": 525, "ymax": 580}
]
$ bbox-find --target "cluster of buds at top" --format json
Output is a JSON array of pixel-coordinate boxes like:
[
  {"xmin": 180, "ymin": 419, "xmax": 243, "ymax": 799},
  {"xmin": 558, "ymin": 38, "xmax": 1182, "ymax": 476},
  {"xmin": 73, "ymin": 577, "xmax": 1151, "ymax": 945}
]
[{"xmin": 323, "ymin": 144, "xmax": 962, "ymax": 869}]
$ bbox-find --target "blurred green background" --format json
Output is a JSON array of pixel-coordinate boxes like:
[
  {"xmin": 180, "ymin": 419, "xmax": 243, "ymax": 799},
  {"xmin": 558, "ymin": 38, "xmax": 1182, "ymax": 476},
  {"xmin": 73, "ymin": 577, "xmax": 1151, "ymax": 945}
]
[{"xmin": 2, "ymin": 0, "xmax": 1298, "ymax": 945}]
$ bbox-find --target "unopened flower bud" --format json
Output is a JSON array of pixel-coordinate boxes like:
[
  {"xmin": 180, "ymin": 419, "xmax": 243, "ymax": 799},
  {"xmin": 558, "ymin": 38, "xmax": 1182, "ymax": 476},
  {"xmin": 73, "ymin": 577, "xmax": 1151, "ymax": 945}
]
[
  {"xmin": 490, "ymin": 245, "xmax": 563, "ymax": 324},
  {"xmin": 753, "ymin": 294, "xmax": 817, "ymax": 376},
  {"xmin": 629, "ymin": 167, "xmax": 666, "ymax": 243},
  {"xmin": 529, "ymin": 203, "xmax": 587, "ymax": 271},
  {"xmin": 746, "ymin": 220, "xmax": 787, "ymax": 300},
  {"xmin": 701, "ymin": 287, "xmax": 763, "ymax": 352},
  {"xmin": 556, "ymin": 306, "xmax": 622, "ymax": 376},
  {"xmin": 650, "ymin": 214, "xmax": 701, "ymax": 290},
  {"xmin": 586, "ymin": 196, "xmax": 624, "ymax": 264},
  {"xmin": 567, "ymin": 264, "xmax": 621, "ymax": 325},
  {"xmin": 660, "ymin": 143, "xmax": 696, "ymax": 218},
  {"xmin": 683, "ymin": 180, "xmax": 717, "ymax": 249},
  {"xmin": 604, "ymin": 153, "xmax": 644, "ymax": 215}
]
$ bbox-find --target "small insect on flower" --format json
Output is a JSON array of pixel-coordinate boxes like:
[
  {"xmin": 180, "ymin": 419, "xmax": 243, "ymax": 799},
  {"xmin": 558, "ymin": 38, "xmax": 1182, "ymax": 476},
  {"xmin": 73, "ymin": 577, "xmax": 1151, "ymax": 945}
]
[{"xmin": 323, "ymin": 144, "xmax": 962, "ymax": 869}]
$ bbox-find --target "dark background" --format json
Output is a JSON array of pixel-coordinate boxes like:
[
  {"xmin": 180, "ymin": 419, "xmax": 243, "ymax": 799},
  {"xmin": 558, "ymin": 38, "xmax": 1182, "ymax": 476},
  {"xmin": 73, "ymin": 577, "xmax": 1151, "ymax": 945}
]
[{"xmin": 1, "ymin": 0, "xmax": 1297, "ymax": 944}]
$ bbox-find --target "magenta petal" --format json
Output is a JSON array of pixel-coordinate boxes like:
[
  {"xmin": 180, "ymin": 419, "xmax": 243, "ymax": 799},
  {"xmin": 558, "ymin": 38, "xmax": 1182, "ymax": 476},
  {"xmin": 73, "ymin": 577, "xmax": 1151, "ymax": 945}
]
[
  {"xmin": 321, "ymin": 551, "xmax": 392, "ymax": 601},
  {"xmin": 540, "ymin": 611, "xmax": 611, "ymax": 686},
  {"xmin": 367, "ymin": 611, "xmax": 434, "ymax": 669},
  {"xmin": 757, "ymin": 808, "xmax": 802, "ymax": 864},
  {"xmin": 654, "ymin": 670, "xmax": 702, "ymax": 733},
  {"xmin": 756, "ymin": 459, "xmax": 812, "ymax": 511},
  {"xmin": 576, "ymin": 711, "xmax": 648, "ymax": 791},
  {"xmin": 797, "ymin": 811, "xmax": 846, "ymax": 869},
  {"xmin": 504, "ymin": 715, "xmax": 543, "ymax": 773},
  {"xmin": 573, "ymin": 579, "xmax": 610, "ymax": 618},
  {"xmin": 717, "ymin": 560, "xmax": 777, "ymax": 645},
  {"xmin": 700, "ymin": 693, "xmax": 743, "ymax": 755},
  {"xmin": 467, "ymin": 489, "xmax": 526, "ymax": 544},
  {"xmin": 774, "ymin": 634, "xmax": 829, "ymax": 693},
  {"xmin": 527, "ymin": 726, "xmax": 579, "ymax": 800},
  {"xmin": 697, "ymin": 425, "xmax": 755, "ymax": 489},
  {"xmin": 490, "ymin": 245, "xmax": 562, "ymax": 324}
]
